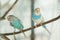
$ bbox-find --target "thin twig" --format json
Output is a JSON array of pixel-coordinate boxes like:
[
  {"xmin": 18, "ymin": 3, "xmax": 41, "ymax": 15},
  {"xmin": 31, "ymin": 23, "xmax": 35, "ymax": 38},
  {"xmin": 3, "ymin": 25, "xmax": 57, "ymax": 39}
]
[
  {"xmin": 0, "ymin": 0, "xmax": 18, "ymax": 20},
  {"xmin": 1, "ymin": 35, "xmax": 10, "ymax": 40},
  {"xmin": 0, "ymin": 15, "xmax": 60, "ymax": 36}
]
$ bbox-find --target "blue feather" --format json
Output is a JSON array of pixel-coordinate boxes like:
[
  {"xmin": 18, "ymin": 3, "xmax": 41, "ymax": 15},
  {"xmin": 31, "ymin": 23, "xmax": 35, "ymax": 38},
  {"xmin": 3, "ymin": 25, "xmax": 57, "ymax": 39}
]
[
  {"xmin": 10, "ymin": 19, "xmax": 24, "ymax": 30},
  {"xmin": 32, "ymin": 13, "xmax": 41, "ymax": 20}
]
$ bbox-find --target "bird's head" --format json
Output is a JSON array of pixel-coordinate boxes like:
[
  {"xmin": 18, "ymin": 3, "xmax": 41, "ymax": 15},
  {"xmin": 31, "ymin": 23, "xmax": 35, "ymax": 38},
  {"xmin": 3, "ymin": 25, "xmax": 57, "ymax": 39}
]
[
  {"xmin": 34, "ymin": 8, "xmax": 40, "ymax": 14},
  {"xmin": 7, "ymin": 15, "xmax": 15, "ymax": 21}
]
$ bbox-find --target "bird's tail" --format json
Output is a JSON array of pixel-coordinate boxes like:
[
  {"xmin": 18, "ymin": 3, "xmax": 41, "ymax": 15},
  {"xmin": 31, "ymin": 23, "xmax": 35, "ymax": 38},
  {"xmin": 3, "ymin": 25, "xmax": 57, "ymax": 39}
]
[
  {"xmin": 43, "ymin": 25, "xmax": 51, "ymax": 34},
  {"xmin": 22, "ymin": 32, "xmax": 26, "ymax": 37},
  {"xmin": 13, "ymin": 28, "xmax": 16, "ymax": 40},
  {"xmin": 20, "ymin": 30, "xmax": 26, "ymax": 37}
]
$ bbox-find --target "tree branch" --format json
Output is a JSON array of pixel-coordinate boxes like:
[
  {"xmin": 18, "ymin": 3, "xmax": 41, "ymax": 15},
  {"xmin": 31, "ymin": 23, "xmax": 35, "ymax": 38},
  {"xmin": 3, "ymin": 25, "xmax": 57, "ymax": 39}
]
[
  {"xmin": 1, "ymin": 35, "xmax": 10, "ymax": 40},
  {"xmin": 0, "ymin": 15, "xmax": 60, "ymax": 36},
  {"xmin": 0, "ymin": 0, "xmax": 18, "ymax": 20}
]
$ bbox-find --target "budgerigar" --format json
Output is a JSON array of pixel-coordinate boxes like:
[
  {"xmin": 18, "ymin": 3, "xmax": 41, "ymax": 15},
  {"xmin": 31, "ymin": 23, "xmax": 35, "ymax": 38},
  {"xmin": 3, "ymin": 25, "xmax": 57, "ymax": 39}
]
[
  {"xmin": 32, "ymin": 8, "xmax": 51, "ymax": 34},
  {"xmin": 7, "ymin": 15, "xmax": 26, "ymax": 39}
]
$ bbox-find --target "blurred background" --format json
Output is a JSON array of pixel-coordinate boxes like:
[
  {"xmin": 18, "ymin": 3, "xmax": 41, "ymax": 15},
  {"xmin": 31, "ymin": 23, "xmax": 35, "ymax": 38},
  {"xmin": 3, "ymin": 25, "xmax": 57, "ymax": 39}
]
[{"xmin": 0, "ymin": 0, "xmax": 60, "ymax": 40}]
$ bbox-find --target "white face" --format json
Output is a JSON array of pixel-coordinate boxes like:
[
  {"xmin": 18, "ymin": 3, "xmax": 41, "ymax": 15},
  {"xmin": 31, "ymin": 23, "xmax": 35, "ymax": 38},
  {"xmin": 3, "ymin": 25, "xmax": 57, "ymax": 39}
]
[
  {"xmin": 35, "ymin": 8, "xmax": 40, "ymax": 14},
  {"xmin": 7, "ymin": 16, "xmax": 13, "ymax": 21},
  {"xmin": 7, "ymin": 15, "xmax": 17, "ymax": 21}
]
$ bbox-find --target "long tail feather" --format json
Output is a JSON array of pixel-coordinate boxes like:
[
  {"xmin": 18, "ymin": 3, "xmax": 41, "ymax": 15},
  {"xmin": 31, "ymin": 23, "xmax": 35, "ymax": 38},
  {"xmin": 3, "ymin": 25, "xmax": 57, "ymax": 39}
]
[
  {"xmin": 13, "ymin": 33, "xmax": 16, "ymax": 40},
  {"xmin": 22, "ymin": 32, "xmax": 26, "ymax": 37},
  {"xmin": 43, "ymin": 25, "xmax": 51, "ymax": 34},
  {"xmin": 20, "ymin": 30, "xmax": 26, "ymax": 37},
  {"xmin": 13, "ymin": 28, "xmax": 16, "ymax": 40}
]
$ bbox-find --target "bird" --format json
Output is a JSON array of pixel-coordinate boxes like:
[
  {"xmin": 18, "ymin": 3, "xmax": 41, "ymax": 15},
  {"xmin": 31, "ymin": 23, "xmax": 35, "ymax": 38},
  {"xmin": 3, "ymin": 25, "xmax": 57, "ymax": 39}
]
[
  {"xmin": 7, "ymin": 15, "xmax": 26, "ymax": 40},
  {"xmin": 32, "ymin": 8, "xmax": 51, "ymax": 34}
]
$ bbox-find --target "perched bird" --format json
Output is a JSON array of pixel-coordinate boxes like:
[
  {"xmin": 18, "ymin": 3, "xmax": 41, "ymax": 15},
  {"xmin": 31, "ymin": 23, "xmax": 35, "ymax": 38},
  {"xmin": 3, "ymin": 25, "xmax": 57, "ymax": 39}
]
[
  {"xmin": 7, "ymin": 15, "xmax": 26, "ymax": 39},
  {"xmin": 32, "ymin": 8, "xmax": 51, "ymax": 34}
]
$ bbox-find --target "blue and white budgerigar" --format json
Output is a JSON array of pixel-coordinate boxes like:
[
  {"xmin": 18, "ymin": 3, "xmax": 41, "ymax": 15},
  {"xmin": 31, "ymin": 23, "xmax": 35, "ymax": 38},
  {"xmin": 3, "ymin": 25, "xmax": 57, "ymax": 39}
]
[
  {"xmin": 7, "ymin": 15, "xmax": 26, "ymax": 37},
  {"xmin": 32, "ymin": 8, "xmax": 51, "ymax": 34}
]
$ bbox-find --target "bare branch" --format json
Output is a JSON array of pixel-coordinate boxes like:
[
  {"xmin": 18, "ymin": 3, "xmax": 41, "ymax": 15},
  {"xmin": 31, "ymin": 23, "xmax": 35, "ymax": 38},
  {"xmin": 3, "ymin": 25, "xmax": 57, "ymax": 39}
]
[
  {"xmin": 0, "ymin": 15, "xmax": 60, "ymax": 36},
  {"xmin": 1, "ymin": 35, "xmax": 10, "ymax": 40},
  {"xmin": 0, "ymin": 0, "xmax": 18, "ymax": 20}
]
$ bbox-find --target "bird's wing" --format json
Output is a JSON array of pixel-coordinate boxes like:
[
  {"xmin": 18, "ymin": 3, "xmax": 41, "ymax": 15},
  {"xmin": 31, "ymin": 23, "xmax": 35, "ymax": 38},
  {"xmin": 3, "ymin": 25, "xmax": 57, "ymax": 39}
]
[{"xmin": 10, "ymin": 20, "xmax": 24, "ymax": 30}]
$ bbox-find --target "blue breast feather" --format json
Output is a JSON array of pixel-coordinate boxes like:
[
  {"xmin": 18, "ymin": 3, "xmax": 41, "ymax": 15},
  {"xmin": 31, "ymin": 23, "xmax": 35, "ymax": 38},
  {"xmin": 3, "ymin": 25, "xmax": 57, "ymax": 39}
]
[
  {"xmin": 32, "ymin": 13, "xmax": 41, "ymax": 20},
  {"xmin": 10, "ymin": 20, "xmax": 24, "ymax": 30}
]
